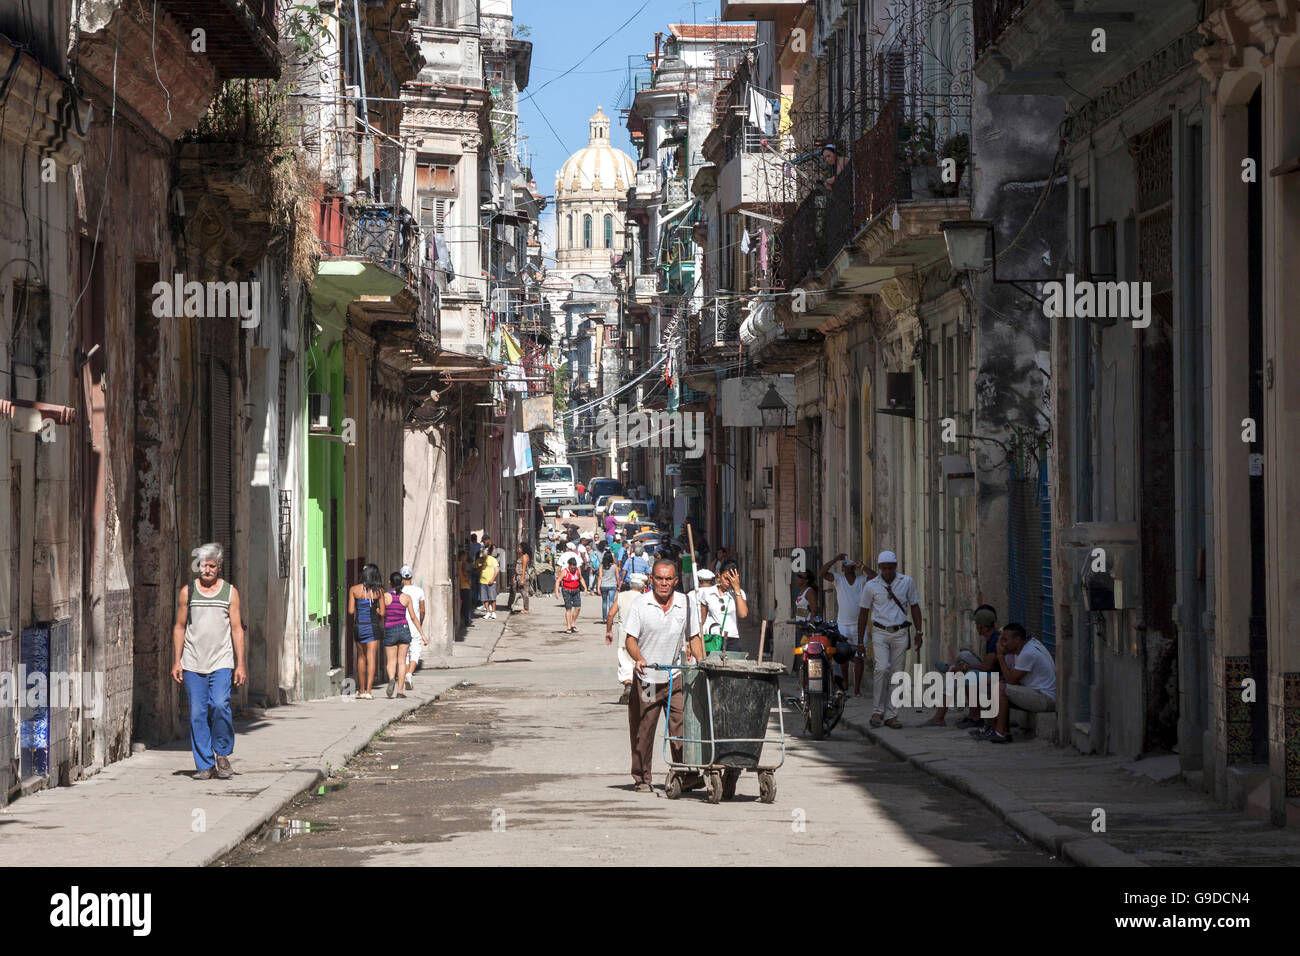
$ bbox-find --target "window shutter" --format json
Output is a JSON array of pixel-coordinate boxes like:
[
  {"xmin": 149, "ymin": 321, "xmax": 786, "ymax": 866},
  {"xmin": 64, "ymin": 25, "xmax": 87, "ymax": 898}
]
[{"xmin": 208, "ymin": 358, "xmax": 234, "ymax": 565}]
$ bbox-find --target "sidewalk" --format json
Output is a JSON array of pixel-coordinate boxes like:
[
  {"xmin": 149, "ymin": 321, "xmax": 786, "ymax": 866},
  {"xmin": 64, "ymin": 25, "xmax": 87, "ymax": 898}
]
[
  {"xmin": 1, "ymin": 615, "xmax": 509, "ymax": 867},
  {"xmin": 731, "ymin": 616, "xmax": 1300, "ymax": 865},
  {"xmin": 836, "ymin": 687, "xmax": 1300, "ymax": 866}
]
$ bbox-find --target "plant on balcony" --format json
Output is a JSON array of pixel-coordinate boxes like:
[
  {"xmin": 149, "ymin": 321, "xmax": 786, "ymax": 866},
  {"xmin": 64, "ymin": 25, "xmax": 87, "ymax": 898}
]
[
  {"xmin": 897, "ymin": 112, "xmax": 938, "ymax": 168},
  {"xmin": 936, "ymin": 132, "xmax": 971, "ymax": 198},
  {"xmin": 283, "ymin": 3, "xmax": 336, "ymax": 62}
]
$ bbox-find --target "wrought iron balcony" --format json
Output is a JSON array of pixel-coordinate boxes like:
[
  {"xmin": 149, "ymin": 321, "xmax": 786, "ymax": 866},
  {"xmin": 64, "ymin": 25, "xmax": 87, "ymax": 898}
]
[
  {"xmin": 162, "ymin": 0, "xmax": 280, "ymax": 79},
  {"xmin": 973, "ymin": 0, "xmax": 1028, "ymax": 63},
  {"xmin": 322, "ymin": 203, "xmax": 421, "ymax": 284},
  {"xmin": 699, "ymin": 299, "xmax": 741, "ymax": 351},
  {"xmin": 778, "ymin": 190, "xmax": 822, "ymax": 290}
]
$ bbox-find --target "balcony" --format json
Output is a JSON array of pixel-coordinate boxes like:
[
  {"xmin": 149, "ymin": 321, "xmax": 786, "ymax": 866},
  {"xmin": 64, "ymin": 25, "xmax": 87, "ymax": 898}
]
[
  {"xmin": 663, "ymin": 177, "xmax": 690, "ymax": 208},
  {"xmin": 779, "ymin": 98, "xmax": 971, "ymax": 321},
  {"xmin": 698, "ymin": 300, "xmax": 741, "ymax": 352},
  {"xmin": 721, "ymin": 0, "xmax": 807, "ymax": 20},
  {"xmin": 631, "ymin": 273, "xmax": 659, "ymax": 303},
  {"xmin": 162, "ymin": 0, "xmax": 280, "ymax": 79},
  {"xmin": 718, "ymin": 130, "xmax": 793, "ymax": 214},
  {"xmin": 973, "ymin": 0, "xmax": 1185, "ymax": 98}
]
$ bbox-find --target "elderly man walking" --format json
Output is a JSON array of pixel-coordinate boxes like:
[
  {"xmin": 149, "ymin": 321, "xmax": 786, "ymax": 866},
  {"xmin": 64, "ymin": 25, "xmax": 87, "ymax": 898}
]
[
  {"xmin": 623, "ymin": 558, "xmax": 704, "ymax": 792},
  {"xmin": 858, "ymin": 550, "xmax": 923, "ymax": 729},
  {"xmin": 172, "ymin": 543, "xmax": 246, "ymax": 780}
]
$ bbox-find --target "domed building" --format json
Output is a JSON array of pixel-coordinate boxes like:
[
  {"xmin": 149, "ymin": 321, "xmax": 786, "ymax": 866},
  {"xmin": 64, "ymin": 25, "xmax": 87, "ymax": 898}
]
[{"xmin": 553, "ymin": 107, "xmax": 636, "ymax": 272}]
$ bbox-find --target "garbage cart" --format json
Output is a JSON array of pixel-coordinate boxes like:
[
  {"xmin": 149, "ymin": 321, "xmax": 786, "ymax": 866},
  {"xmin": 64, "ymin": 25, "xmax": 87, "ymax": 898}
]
[{"xmin": 653, "ymin": 656, "xmax": 787, "ymax": 804}]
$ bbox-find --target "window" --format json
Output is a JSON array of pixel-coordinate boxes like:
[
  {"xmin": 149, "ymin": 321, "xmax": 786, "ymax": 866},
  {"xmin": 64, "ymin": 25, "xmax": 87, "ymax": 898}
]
[
  {"xmin": 567, "ymin": 214, "xmax": 573, "ymax": 247},
  {"xmin": 604, "ymin": 214, "xmax": 613, "ymax": 249},
  {"xmin": 583, "ymin": 214, "xmax": 592, "ymax": 249},
  {"xmin": 428, "ymin": 0, "xmax": 458, "ymax": 28},
  {"xmin": 417, "ymin": 162, "xmax": 456, "ymax": 195}
]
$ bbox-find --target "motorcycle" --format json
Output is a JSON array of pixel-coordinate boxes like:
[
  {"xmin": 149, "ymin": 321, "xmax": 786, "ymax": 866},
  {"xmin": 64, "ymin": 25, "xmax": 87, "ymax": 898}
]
[{"xmin": 789, "ymin": 618, "xmax": 855, "ymax": 739}]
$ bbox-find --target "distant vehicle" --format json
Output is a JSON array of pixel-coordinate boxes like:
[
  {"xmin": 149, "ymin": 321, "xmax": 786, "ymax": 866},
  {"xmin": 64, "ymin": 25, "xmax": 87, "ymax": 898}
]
[
  {"xmin": 608, "ymin": 499, "xmax": 650, "ymax": 529},
  {"xmin": 569, "ymin": 504, "xmax": 596, "ymax": 518},
  {"xmin": 596, "ymin": 494, "xmax": 628, "ymax": 518},
  {"xmin": 535, "ymin": 463, "xmax": 578, "ymax": 512},
  {"xmin": 588, "ymin": 477, "xmax": 625, "ymax": 503}
]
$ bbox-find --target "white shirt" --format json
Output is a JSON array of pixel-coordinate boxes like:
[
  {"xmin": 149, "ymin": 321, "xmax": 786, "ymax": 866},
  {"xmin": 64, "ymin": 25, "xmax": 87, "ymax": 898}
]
[
  {"xmin": 862, "ymin": 572, "xmax": 920, "ymax": 627},
  {"xmin": 692, "ymin": 585, "xmax": 746, "ymax": 638},
  {"xmin": 624, "ymin": 591, "xmax": 699, "ymax": 684},
  {"xmin": 832, "ymin": 572, "xmax": 869, "ymax": 628},
  {"xmin": 1011, "ymin": 638, "xmax": 1056, "ymax": 699},
  {"xmin": 401, "ymin": 583, "xmax": 425, "ymax": 634}
]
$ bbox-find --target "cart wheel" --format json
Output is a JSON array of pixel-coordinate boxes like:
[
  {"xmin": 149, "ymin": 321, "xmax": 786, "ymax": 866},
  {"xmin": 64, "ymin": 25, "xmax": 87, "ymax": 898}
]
[
  {"xmin": 722, "ymin": 767, "xmax": 740, "ymax": 800},
  {"xmin": 758, "ymin": 771, "xmax": 777, "ymax": 804},
  {"xmin": 706, "ymin": 770, "xmax": 723, "ymax": 804},
  {"xmin": 665, "ymin": 771, "xmax": 683, "ymax": 800}
]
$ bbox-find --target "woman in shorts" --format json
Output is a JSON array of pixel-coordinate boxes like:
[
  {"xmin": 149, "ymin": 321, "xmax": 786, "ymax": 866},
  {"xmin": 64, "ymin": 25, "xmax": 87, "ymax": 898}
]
[
  {"xmin": 381, "ymin": 571, "xmax": 426, "ymax": 698},
  {"xmin": 347, "ymin": 563, "xmax": 384, "ymax": 698}
]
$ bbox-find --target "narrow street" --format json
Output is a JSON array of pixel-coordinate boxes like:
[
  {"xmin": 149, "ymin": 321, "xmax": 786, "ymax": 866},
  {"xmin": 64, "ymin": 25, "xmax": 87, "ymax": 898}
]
[{"xmin": 220, "ymin": 595, "xmax": 1056, "ymax": 866}]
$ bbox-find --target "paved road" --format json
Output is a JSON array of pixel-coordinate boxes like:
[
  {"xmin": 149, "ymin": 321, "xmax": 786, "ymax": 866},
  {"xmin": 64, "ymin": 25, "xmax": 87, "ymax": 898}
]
[{"xmin": 220, "ymin": 592, "xmax": 1059, "ymax": 866}]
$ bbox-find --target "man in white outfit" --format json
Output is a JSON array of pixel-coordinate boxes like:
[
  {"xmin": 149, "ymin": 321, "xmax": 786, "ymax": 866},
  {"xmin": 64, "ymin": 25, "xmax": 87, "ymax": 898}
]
[
  {"xmin": 820, "ymin": 553, "xmax": 872, "ymax": 695},
  {"xmin": 400, "ymin": 564, "xmax": 427, "ymax": 690},
  {"xmin": 858, "ymin": 550, "xmax": 923, "ymax": 728}
]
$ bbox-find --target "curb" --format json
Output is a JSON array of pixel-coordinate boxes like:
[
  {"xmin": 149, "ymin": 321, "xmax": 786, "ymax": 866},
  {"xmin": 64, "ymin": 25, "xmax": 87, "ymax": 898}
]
[
  {"xmin": 841, "ymin": 714, "xmax": 1146, "ymax": 867},
  {"xmin": 170, "ymin": 670, "xmax": 479, "ymax": 866}
]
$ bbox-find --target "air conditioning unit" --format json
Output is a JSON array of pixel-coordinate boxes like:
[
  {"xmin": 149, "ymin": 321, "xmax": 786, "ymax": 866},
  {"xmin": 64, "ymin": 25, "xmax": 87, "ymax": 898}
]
[{"xmin": 308, "ymin": 393, "xmax": 332, "ymax": 432}]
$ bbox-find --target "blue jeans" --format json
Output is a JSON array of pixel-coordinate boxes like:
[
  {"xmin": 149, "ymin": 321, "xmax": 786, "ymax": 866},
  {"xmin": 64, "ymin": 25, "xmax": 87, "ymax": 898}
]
[
  {"xmin": 601, "ymin": 587, "xmax": 617, "ymax": 620},
  {"xmin": 183, "ymin": 668, "xmax": 234, "ymax": 771}
]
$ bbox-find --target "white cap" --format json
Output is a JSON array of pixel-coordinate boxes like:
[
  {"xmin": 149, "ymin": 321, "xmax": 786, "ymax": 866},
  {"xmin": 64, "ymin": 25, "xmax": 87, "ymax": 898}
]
[
  {"xmin": 566, "ymin": 542, "xmax": 577, "ymax": 551},
  {"xmin": 627, "ymin": 573, "xmax": 648, "ymax": 588},
  {"xmin": 580, "ymin": 531, "xmax": 592, "ymax": 539},
  {"xmin": 696, "ymin": 569, "xmax": 716, "ymax": 581},
  {"xmin": 400, "ymin": 565, "xmax": 414, "ymax": 578},
  {"xmin": 877, "ymin": 550, "xmax": 898, "ymax": 565}
]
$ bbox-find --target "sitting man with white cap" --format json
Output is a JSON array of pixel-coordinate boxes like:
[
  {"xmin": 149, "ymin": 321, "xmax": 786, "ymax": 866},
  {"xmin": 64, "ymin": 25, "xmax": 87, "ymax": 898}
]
[
  {"xmin": 858, "ymin": 550, "xmax": 923, "ymax": 728},
  {"xmin": 607, "ymin": 571, "xmax": 650, "ymax": 704}
]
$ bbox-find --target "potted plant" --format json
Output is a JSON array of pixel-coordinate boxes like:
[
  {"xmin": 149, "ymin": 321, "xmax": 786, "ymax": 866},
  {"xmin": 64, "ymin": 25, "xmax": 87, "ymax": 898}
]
[{"xmin": 936, "ymin": 132, "xmax": 970, "ymax": 197}]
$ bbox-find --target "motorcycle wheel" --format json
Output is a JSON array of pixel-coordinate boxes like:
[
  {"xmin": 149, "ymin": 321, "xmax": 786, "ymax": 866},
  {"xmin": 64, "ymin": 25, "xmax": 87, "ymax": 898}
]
[
  {"xmin": 808, "ymin": 692, "xmax": 826, "ymax": 739},
  {"xmin": 825, "ymin": 698, "xmax": 844, "ymax": 734}
]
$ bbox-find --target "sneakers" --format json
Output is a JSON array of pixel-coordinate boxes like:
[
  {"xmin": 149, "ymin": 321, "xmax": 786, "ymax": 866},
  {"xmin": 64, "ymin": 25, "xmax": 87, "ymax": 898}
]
[
  {"xmin": 617, "ymin": 685, "xmax": 630, "ymax": 705},
  {"xmin": 969, "ymin": 724, "xmax": 994, "ymax": 739},
  {"xmin": 404, "ymin": 674, "xmax": 414, "ymax": 691},
  {"xmin": 386, "ymin": 679, "xmax": 396, "ymax": 699},
  {"xmin": 987, "ymin": 731, "xmax": 1013, "ymax": 744},
  {"xmin": 215, "ymin": 755, "xmax": 233, "ymax": 779}
]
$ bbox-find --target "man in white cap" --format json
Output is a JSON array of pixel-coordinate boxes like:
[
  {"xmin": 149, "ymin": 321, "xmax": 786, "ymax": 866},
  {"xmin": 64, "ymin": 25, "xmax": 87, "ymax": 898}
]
[
  {"xmin": 399, "ymin": 565, "xmax": 427, "ymax": 690},
  {"xmin": 692, "ymin": 565, "xmax": 749, "ymax": 654},
  {"xmin": 607, "ymin": 571, "xmax": 650, "ymax": 703},
  {"xmin": 859, "ymin": 550, "xmax": 923, "ymax": 728},
  {"xmin": 820, "ymin": 553, "xmax": 873, "ymax": 695}
]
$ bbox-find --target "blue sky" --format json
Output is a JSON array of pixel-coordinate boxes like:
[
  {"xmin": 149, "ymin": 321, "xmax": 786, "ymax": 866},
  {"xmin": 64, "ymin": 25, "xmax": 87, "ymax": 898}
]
[{"xmin": 516, "ymin": 0, "xmax": 716, "ymax": 259}]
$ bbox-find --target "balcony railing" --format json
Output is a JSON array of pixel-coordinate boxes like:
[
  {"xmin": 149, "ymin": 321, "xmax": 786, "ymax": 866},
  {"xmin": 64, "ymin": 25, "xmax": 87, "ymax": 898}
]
[
  {"xmin": 778, "ymin": 190, "xmax": 823, "ymax": 289},
  {"xmin": 974, "ymin": 0, "xmax": 1029, "ymax": 62},
  {"xmin": 852, "ymin": 96, "xmax": 904, "ymax": 230},
  {"xmin": 699, "ymin": 300, "xmax": 741, "ymax": 350}
]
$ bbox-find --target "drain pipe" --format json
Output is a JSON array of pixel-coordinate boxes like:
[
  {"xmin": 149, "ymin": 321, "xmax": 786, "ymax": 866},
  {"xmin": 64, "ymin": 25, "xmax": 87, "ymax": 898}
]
[{"xmin": 350, "ymin": 0, "xmax": 374, "ymax": 201}]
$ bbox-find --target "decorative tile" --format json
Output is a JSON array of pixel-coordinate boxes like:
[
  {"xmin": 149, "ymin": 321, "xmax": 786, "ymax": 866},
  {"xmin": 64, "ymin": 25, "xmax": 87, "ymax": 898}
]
[
  {"xmin": 1285, "ymin": 673, "xmax": 1300, "ymax": 799},
  {"xmin": 1225, "ymin": 656, "xmax": 1253, "ymax": 764}
]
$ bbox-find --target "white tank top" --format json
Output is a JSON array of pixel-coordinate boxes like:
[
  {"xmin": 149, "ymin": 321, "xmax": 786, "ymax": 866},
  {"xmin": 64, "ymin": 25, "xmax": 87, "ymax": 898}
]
[{"xmin": 795, "ymin": 587, "xmax": 813, "ymax": 621}]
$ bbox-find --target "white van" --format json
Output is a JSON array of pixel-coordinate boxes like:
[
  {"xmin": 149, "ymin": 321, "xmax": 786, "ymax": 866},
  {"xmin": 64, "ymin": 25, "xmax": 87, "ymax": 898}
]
[{"xmin": 534, "ymin": 463, "xmax": 578, "ymax": 512}]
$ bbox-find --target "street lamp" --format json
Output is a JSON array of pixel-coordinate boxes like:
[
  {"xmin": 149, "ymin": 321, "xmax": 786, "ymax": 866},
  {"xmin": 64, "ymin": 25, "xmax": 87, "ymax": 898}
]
[
  {"xmin": 939, "ymin": 219, "xmax": 991, "ymax": 272},
  {"xmin": 939, "ymin": 218, "xmax": 1047, "ymax": 303},
  {"xmin": 758, "ymin": 383, "xmax": 792, "ymax": 429}
]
